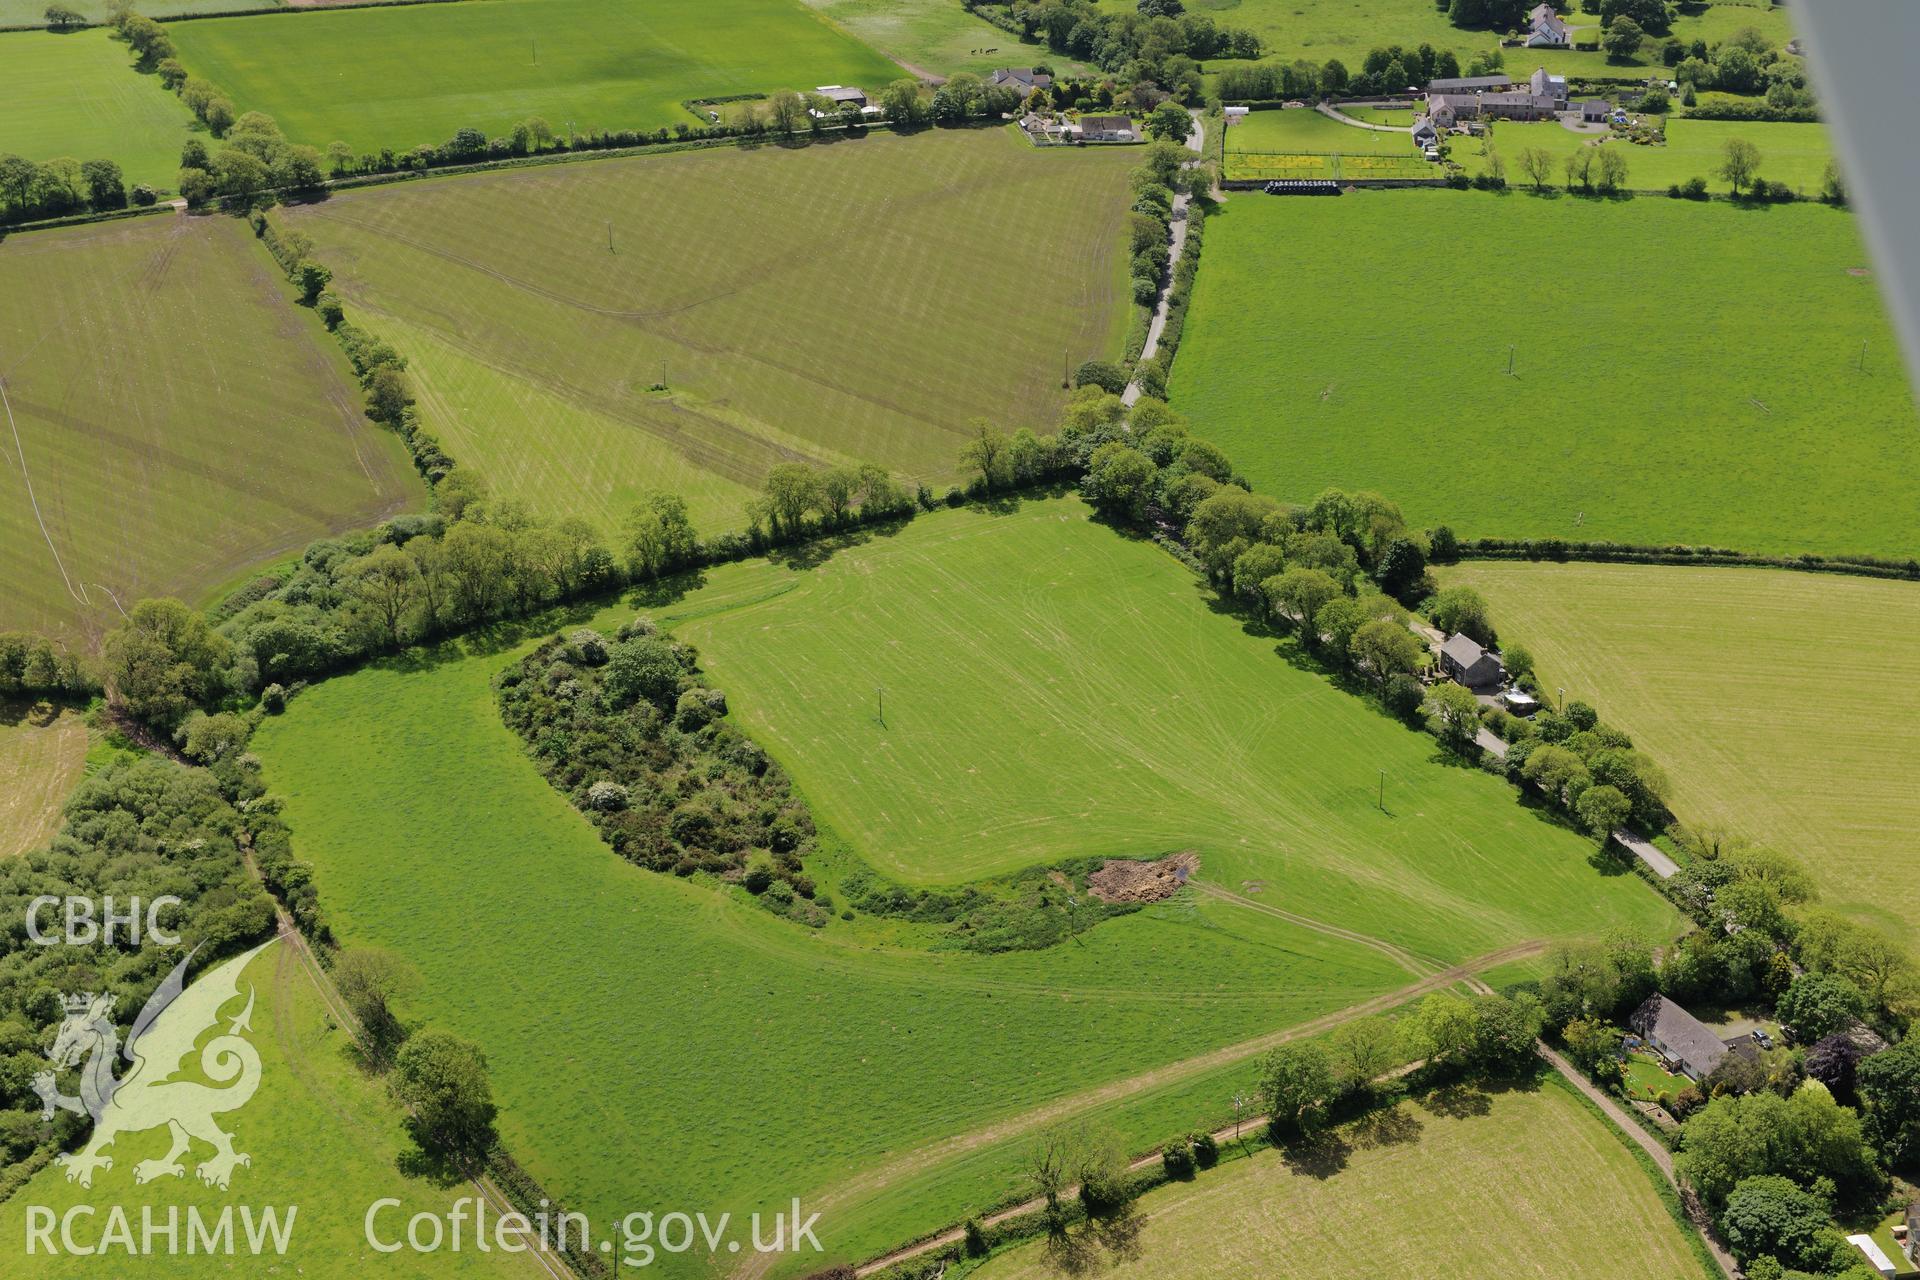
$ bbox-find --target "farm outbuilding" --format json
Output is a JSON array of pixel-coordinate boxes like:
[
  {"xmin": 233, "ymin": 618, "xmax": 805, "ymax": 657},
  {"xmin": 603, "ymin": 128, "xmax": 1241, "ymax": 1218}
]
[
  {"xmin": 1427, "ymin": 74, "xmax": 1514, "ymax": 93},
  {"xmin": 1580, "ymin": 99, "xmax": 1612, "ymax": 123},
  {"xmin": 814, "ymin": 85, "xmax": 868, "ymax": 107}
]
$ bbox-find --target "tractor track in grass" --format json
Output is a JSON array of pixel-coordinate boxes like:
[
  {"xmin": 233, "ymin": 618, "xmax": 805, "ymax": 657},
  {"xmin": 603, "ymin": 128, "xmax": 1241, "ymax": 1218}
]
[
  {"xmin": 728, "ymin": 938, "xmax": 1546, "ymax": 1280},
  {"xmin": 1191, "ymin": 879, "xmax": 1443, "ymax": 979}
]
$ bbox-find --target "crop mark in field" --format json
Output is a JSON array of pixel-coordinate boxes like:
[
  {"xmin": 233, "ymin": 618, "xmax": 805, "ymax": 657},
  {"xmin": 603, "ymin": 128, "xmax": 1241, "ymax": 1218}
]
[
  {"xmin": 0, "ymin": 372, "xmax": 86, "ymax": 609},
  {"xmin": 6, "ymin": 391, "xmax": 347, "ymax": 528}
]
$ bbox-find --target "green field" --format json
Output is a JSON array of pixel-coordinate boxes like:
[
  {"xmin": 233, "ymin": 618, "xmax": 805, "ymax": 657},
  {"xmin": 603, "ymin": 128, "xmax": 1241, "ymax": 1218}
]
[
  {"xmin": 1223, "ymin": 107, "xmax": 1433, "ymax": 180},
  {"xmin": 1438, "ymin": 561, "xmax": 1920, "ymax": 946},
  {"xmin": 0, "ymin": 699, "xmax": 86, "ymax": 855},
  {"xmin": 1455, "ymin": 118, "xmax": 1836, "ymax": 194},
  {"xmin": 1115, "ymin": 0, "xmax": 1793, "ymax": 84},
  {"xmin": 0, "ymin": 0, "xmax": 276, "ymax": 23},
  {"xmin": 249, "ymin": 501, "xmax": 1674, "ymax": 1275},
  {"xmin": 166, "ymin": 0, "xmax": 902, "ymax": 154},
  {"xmin": 0, "ymin": 943, "xmax": 545, "ymax": 1279},
  {"xmin": 0, "ymin": 29, "xmax": 198, "ymax": 189},
  {"xmin": 284, "ymin": 129, "xmax": 1136, "ymax": 537},
  {"xmin": 0, "ymin": 214, "xmax": 422, "ymax": 641},
  {"xmin": 248, "ymin": 606, "xmax": 1425, "ymax": 1276},
  {"xmin": 798, "ymin": 0, "xmax": 1086, "ymax": 77},
  {"xmin": 670, "ymin": 497, "xmax": 1677, "ymax": 959},
  {"xmin": 975, "ymin": 1082, "xmax": 1709, "ymax": 1280},
  {"xmin": 1228, "ymin": 108, "xmax": 1417, "ymax": 155},
  {"xmin": 1171, "ymin": 190, "xmax": 1920, "ymax": 559}
]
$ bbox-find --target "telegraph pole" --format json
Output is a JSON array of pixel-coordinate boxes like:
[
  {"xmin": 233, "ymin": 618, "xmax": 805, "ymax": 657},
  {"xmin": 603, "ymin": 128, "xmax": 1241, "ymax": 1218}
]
[{"xmin": 876, "ymin": 685, "xmax": 885, "ymax": 727}]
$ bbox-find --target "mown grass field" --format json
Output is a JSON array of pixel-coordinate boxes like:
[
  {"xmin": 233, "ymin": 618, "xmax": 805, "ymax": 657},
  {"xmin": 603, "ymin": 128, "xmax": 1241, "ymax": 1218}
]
[
  {"xmin": 1222, "ymin": 107, "xmax": 1433, "ymax": 180},
  {"xmin": 974, "ymin": 1081, "xmax": 1710, "ymax": 1280},
  {"xmin": 1101, "ymin": 0, "xmax": 1791, "ymax": 84},
  {"xmin": 670, "ymin": 498, "xmax": 1677, "ymax": 963},
  {"xmin": 249, "ymin": 596, "xmax": 1425, "ymax": 1276},
  {"xmin": 285, "ymin": 129, "xmax": 1136, "ymax": 537},
  {"xmin": 1438, "ymin": 561, "xmax": 1920, "ymax": 946},
  {"xmin": 0, "ymin": 943, "xmax": 547, "ymax": 1279},
  {"xmin": 0, "ymin": 30, "xmax": 198, "ymax": 189},
  {"xmin": 0, "ymin": 699, "xmax": 86, "ymax": 856},
  {"xmin": 0, "ymin": 214, "xmax": 421, "ymax": 641},
  {"xmin": 165, "ymin": 0, "xmax": 902, "ymax": 154},
  {"xmin": 1171, "ymin": 190, "xmax": 1920, "ymax": 558},
  {"xmin": 1228, "ymin": 108, "xmax": 1416, "ymax": 155},
  {"xmin": 797, "ymin": 0, "xmax": 1085, "ymax": 77},
  {"xmin": 1455, "ymin": 118, "xmax": 1836, "ymax": 194},
  {"xmin": 0, "ymin": 0, "xmax": 271, "ymax": 22}
]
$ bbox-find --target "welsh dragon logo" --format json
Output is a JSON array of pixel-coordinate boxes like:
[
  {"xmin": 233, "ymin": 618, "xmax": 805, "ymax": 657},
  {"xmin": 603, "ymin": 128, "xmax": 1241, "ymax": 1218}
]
[{"xmin": 32, "ymin": 939, "xmax": 275, "ymax": 1190}]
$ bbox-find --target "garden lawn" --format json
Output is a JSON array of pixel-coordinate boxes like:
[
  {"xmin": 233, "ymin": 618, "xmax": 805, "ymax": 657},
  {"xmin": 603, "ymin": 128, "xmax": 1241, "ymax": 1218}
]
[
  {"xmin": 0, "ymin": 215, "xmax": 421, "ymax": 642},
  {"xmin": 164, "ymin": 0, "xmax": 902, "ymax": 155},
  {"xmin": 0, "ymin": 699, "xmax": 86, "ymax": 856},
  {"xmin": 1170, "ymin": 190, "xmax": 1920, "ymax": 558},
  {"xmin": 248, "ymin": 595, "xmax": 1422, "ymax": 1277},
  {"xmin": 973, "ymin": 1080, "xmax": 1712, "ymax": 1280},
  {"xmin": 1454, "ymin": 117, "xmax": 1836, "ymax": 195},
  {"xmin": 0, "ymin": 29, "xmax": 198, "ymax": 189},
  {"xmin": 1437, "ymin": 561, "xmax": 1920, "ymax": 947},
  {"xmin": 1622, "ymin": 1050, "xmax": 1688, "ymax": 1102},
  {"xmin": 284, "ymin": 129, "xmax": 1136, "ymax": 537},
  {"xmin": 669, "ymin": 497, "xmax": 1678, "ymax": 964},
  {"xmin": 0, "ymin": 942, "xmax": 545, "ymax": 1279}
]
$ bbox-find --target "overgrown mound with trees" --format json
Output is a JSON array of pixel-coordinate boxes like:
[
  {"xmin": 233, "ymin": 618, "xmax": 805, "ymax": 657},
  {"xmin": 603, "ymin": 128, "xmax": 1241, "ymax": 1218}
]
[
  {"xmin": 497, "ymin": 621, "xmax": 824, "ymax": 925},
  {"xmin": 841, "ymin": 857, "xmax": 1139, "ymax": 953}
]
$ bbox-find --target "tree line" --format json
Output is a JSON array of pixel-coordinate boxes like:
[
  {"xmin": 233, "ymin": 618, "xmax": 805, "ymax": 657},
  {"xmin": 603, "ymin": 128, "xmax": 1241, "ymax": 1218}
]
[
  {"xmin": 968, "ymin": 0, "xmax": 1261, "ymax": 103},
  {"xmin": 0, "ymin": 154, "xmax": 136, "ymax": 227}
]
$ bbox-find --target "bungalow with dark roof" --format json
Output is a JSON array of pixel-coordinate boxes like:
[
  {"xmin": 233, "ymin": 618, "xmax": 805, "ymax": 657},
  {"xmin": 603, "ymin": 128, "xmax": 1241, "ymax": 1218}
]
[
  {"xmin": 1075, "ymin": 114, "xmax": 1136, "ymax": 142},
  {"xmin": 1527, "ymin": 3, "xmax": 1571, "ymax": 47},
  {"xmin": 988, "ymin": 67, "xmax": 1054, "ymax": 96},
  {"xmin": 1629, "ymin": 995, "xmax": 1730, "ymax": 1081},
  {"xmin": 1438, "ymin": 634, "xmax": 1503, "ymax": 689}
]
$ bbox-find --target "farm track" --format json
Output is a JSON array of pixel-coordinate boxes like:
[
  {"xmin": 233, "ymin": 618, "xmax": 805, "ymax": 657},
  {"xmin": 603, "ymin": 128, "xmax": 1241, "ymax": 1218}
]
[
  {"xmin": 728, "ymin": 938, "xmax": 1546, "ymax": 1280},
  {"xmin": 1191, "ymin": 880, "xmax": 1443, "ymax": 978}
]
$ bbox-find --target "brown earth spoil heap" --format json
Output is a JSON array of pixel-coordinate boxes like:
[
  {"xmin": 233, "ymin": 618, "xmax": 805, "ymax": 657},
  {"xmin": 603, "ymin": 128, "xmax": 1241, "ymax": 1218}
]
[{"xmin": 1086, "ymin": 851, "xmax": 1199, "ymax": 904}]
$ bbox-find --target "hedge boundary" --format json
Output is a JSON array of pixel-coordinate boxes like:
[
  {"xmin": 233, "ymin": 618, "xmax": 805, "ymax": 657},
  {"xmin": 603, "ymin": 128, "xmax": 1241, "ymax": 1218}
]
[{"xmin": 1451, "ymin": 537, "xmax": 1920, "ymax": 582}]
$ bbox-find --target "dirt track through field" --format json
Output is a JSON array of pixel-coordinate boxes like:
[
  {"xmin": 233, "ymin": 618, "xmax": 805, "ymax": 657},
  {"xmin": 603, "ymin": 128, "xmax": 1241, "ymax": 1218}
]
[
  {"xmin": 728, "ymin": 936, "xmax": 1546, "ymax": 1280},
  {"xmin": 1191, "ymin": 879, "xmax": 1442, "ymax": 979}
]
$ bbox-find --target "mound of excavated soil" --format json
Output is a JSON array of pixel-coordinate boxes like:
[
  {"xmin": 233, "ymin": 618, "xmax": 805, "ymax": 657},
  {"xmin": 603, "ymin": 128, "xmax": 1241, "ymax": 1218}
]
[{"xmin": 1087, "ymin": 852, "xmax": 1198, "ymax": 904}]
